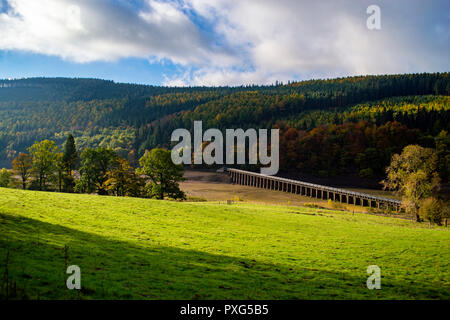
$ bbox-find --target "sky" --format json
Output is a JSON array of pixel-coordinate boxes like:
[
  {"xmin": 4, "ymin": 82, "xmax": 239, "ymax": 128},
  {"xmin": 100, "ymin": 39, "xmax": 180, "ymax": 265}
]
[{"xmin": 0, "ymin": 0, "xmax": 448, "ymax": 86}]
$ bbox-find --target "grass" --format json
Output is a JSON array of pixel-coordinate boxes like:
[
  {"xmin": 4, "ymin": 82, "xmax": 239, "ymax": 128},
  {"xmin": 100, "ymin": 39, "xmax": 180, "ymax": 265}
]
[{"xmin": 0, "ymin": 187, "xmax": 448, "ymax": 300}]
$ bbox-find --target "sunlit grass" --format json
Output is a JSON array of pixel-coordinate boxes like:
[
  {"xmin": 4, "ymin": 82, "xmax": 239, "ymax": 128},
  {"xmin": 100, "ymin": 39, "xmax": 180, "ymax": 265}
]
[{"xmin": 0, "ymin": 187, "xmax": 448, "ymax": 299}]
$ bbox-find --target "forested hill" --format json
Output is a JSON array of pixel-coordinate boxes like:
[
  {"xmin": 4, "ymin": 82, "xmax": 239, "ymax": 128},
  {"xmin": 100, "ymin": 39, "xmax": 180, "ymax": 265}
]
[
  {"xmin": 0, "ymin": 73, "xmax": 449, "ymax": 182},
  {"xmin": 0, "ymin": 77, "xmax": 228, "ymax": 102}
]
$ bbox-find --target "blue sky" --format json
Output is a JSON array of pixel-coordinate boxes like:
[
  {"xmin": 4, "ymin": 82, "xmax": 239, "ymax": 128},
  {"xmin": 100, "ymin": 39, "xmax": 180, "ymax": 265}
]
[
  {"xmin": 0, "ymin": 0, "xmax": 448, "ymax": 86},
  {"xmin": 0, "ymin": 51, "xmax": 180, "ymax": 85}
]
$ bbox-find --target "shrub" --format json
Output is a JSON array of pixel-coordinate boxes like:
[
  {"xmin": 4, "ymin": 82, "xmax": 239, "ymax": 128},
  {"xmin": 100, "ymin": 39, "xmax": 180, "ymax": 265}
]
[
  {"xmin": 441, "ymin": 201, "xmax": 449, "ymax": 227},
  {"xmin": 328, "ymin": 199, "xmax": 345, "ymax": 210},
  {"xmin": 419, "ymin": 197, "xmax": 443, "ymax": 225},
  {"xmin": 359, "ymin": 168, "xmax": 374, "ymax": 179},
  {"xmin": 0, "ymin": 168, "xmax": 12, "ymax": 188},
  {"xmin": 187, "ymin": 196, "xmax": 207, "ymax": 202},
  {"xmin": 303, "ymin": 203, "xmax": 320, "ymax": 208}
]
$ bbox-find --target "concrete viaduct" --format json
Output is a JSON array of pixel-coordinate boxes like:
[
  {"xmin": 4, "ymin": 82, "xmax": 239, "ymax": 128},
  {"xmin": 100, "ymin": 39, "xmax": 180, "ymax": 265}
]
[{"xmin": 226, "ymin": 168, "xmax": 401, "ymax": 211}]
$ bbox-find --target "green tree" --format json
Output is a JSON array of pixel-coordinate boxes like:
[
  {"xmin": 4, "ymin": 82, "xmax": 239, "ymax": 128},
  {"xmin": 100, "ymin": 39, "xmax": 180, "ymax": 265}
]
[
  {"xmin": 136, "ymin": 148, "xmax": 185, "ymax": 200},
  {"xmin": 383, "ymin": 145, "xmax": 440, "ymax": 221},
  {"xmin": 12, "ymin": 153, "xmax": 33, "ymax": 189},
  {"xmin": 56, "ymin": 153, "xmax": 65, "ymax": 192},
  {"xmin": 0, "ymin": 168, "xmax": 12, "ymax": 188},
  {"xmin": 62, "ymin": 134, "xmax": 78, "ymax": 192},
  {"xmin": 28, "ymin": 140, "xmax": 59, "ymax": 190},
  {"xmin": 77, "ymin": 148, "xmax": 116, "ymax": 195}
]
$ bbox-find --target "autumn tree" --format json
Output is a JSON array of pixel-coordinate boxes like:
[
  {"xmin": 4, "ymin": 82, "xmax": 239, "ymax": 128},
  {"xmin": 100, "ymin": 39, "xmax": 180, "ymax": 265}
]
[
  {"xmin": 12, "ymin": 153, "xmax": 33, "ymax": 189},
  {"xmin": 419, "ymin": 198, "xmax": 443, "ymax": 226},
  {"xmin": 383, "ymin": 145, "xmax": 440, "ymax": 221},
  {"xmin": 28, "ymin": 140, "xmax": 59, "ymax": 190},
  {"xmin": 105, "ymin": 157, "xmax": 143, "ymax": 197},
  {"xmin": 136, "ymin": 148, "xmax": 185, "ymax": 200}
]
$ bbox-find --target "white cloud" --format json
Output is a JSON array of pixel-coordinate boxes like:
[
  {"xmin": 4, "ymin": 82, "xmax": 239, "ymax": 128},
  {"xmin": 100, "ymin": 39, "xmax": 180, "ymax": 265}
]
[
  {"xmin": 0, "ymin": 0, "xmax": 448, "ymax": 85},
  {"xmin": 174, "ymin": 0, "xmax": 450, "ymax": 86},
  {"xmin": 0, "ymin": 0, "xmax": 231, "ymax": 65}
]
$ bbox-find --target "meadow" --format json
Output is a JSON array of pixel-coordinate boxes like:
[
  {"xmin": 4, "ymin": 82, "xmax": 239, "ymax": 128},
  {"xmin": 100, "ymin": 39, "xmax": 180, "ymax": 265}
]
[{"xmin": 0, "ymin": 187, "xmax": 448, "ymax": 300}]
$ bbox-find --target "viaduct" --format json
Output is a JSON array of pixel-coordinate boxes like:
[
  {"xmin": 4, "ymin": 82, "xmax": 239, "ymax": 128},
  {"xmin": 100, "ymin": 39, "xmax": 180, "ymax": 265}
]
[{"xmin": 226, "ymin": 168, "xmax": 402, "ymax": 211}]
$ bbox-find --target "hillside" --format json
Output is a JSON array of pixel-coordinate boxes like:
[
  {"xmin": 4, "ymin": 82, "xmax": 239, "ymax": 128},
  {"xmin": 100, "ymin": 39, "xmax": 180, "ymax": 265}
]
[
  {"xmin": 0, "ymin": 73, "xmax": 449, "ymax": 183},
  {"xmin": 0, "ymin": 188, "xmax": 448, "ymax": 299}
]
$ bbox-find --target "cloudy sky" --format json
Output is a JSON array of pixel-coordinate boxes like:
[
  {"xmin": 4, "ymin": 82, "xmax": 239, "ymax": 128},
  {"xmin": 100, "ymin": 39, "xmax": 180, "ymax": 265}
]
[{"xmin": 0, "ymin": 0, "xmax": 448, "ymax": 86}]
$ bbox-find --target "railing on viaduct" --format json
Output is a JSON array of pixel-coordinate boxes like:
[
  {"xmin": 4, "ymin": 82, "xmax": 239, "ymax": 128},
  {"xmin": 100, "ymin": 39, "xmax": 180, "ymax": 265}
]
[{"xmin": 225, "ymin": 168, "xmax": 402, "ymax": 211}]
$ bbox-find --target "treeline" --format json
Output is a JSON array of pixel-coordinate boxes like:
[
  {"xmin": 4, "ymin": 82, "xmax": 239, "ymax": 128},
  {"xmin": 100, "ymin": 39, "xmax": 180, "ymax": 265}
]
[
  {"xmin": 284, "ymin": 95, "xmax": 450, "ymax": 133},
  {"xmin": 0, "ymin": 135, "xmax": 186, "ymax": 200},
  {"xmin": 141, "ymin": 111, "xmax": 449, "ymax": 182},
  {"xmin": 278, "ymin": 121, "xmax": 450, "ymax": 181},
  {"xmin": 0, "ymin": 77, "xmax": 231, "ymax": 102},
  {"xmin": 1, "ymin": 73, "xmax": 449, "ymax": 181},
  {"xmin": 135, "ymin": 74, "xmax": 449, "ymax": 154},
  {"xmin": 0, "ymin": 92, "xmax": 225, "ymax": 167}
]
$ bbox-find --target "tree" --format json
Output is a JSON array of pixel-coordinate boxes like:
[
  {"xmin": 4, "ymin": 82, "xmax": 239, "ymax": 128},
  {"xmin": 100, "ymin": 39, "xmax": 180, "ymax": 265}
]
[
  {"xmin": 62, "ymin": 134, "xmax": 78, "ymax": 192},
  {"xmin": 136, "ymin": 148, "xmax": 185, "ymax": 200},
  {"xmin": 383, "ymin": 145, "xmax": 440, "ymax": 221},
  {"xmin": 0, "ymin": 168, "xmax": 12, "ymax": 188},
  {"xmin": 419, "ymin": 198, "xmax": 442, "ymax": 226},
  {"xmin": 435, "ymin": 130, "xmax": 450, "ymax": 182},
  {"xmin": 56, "ymin": 153, "xmax": 65, "ymax": 192},
  {"xmin": 28, "ymin": 140, "xmax": 59, "ymax": 190},
  {"xmin": 105, "ymin": 157, "xmax": 141, "ymax": 197},
  {"xmin": 77, "ymin": 148, "xmax": 116, "ymax": 195},
  {"xmin": 12, "ymin": 153, "xmax": 33, "ymax": 189},
  {"xmin": 442, "ymin": 203, "xmax": 450, "ymax": 227}
]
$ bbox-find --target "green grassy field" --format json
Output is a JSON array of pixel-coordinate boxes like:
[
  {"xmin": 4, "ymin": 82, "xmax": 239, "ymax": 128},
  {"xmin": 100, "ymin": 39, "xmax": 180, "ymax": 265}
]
[{"xmin": 0, "ymin": 187, "xmax": 448, "ymax": 300}]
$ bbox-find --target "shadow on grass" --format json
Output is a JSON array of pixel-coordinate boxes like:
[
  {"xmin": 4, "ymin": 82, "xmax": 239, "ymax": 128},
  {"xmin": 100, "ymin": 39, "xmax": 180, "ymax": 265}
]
[{"xmin": 0, "ymin": 213, "xmax": 447, "ymax": 300}]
